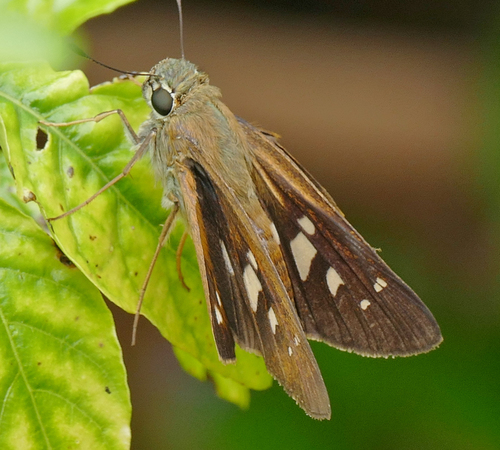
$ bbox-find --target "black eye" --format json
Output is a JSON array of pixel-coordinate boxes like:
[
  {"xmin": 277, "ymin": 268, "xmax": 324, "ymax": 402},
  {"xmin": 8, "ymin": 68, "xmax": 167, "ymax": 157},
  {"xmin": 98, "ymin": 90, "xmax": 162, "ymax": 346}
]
[{"xmin": 151, "ymin": 88, "xmax": 173, "ymax": 116}]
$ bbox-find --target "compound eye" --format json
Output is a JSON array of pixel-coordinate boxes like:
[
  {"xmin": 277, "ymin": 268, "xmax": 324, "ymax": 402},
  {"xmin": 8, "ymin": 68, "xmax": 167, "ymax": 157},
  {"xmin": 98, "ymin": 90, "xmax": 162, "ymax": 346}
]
[{"xmin": 151, "ymin": 88, "xmax": 173, "ymax": 116}]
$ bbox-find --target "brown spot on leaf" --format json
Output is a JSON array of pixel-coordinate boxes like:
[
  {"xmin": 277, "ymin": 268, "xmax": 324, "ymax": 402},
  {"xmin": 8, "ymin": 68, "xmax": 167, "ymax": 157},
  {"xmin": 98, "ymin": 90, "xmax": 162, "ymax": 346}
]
[
  {"xmin": 22, "ymin": 191, "xmax": 36, "ymax": 203},
  {"xmin": 58, "ymin": 254, "xmax": 75, "ymax": 268},
  {"xmin": 52, "ymin": 242, "xmax": 76, "ymax": 268},
  {"xmin": 8, "ymin": 163, "xmax": 15, "ymax": 179}
]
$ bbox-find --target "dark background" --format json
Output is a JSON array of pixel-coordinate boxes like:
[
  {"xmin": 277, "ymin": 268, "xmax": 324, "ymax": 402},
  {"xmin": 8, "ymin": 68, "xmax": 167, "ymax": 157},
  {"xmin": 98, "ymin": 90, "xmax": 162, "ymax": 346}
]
[{"xmin": 78, "ymin": 0, "xmax": 498, "ymax": 448}]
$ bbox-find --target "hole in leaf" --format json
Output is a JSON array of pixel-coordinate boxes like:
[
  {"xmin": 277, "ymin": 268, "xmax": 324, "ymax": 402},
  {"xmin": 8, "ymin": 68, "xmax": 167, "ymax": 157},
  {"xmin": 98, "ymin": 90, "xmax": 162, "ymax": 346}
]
[{"xmin": 36, "ymin": 128, "xmax": 48, "ymax": 150}]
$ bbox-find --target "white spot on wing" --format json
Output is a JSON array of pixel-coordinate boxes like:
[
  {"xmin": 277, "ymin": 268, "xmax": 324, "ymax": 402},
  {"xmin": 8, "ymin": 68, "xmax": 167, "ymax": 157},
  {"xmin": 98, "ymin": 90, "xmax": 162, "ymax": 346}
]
[
  {"xmin": 326, "ymin": 267, "xmax": 344, "ymax": 297},
  {"xmin": 288, "ymin": 346, "xmax": 293, "ymax": 356},
  {"xmin": 220, "ymin": 241, "xmax": 234, "ymax": 275},
  {"xmin": 270, "ymin": 222, "xmax": 280, "ymax": 245},
  {"xmin": 215, "ymin": 307, "xmax": 223, "ymax": 324},
  {"xmin": 268, "ymin": 306, "xmax": 278, "ymax": 334},
  {"xmin": 374, "ymin": 277, "xmax": 388, "ymax": 292},
  {"xmin": 294, "ymin": 336, "xmax": 300, "ymax": 346},
  {"xmin": 360, "ymin": 299, "xmax": 371, "ymax": 310},
  {"xmin": 216, "ymin": 291, "xmax": 222, "ymax": 306},
  {"xmin": 377, "ymin": 277, "xmax": 387, "ymax": 287},
  {"xmin": 290, "ymin": 232, "xmax": 317, "ymax": 281},
  {"xmin": 298, "ymin": 215, "xmax": 315, "ymax": 235},
  {"xmin": 243, "ymin": 264, "xmax": 262, "ymax": 312},
  {"xmin": 247, "ymin": 250, "xmax": 257, "ymax": 270}
]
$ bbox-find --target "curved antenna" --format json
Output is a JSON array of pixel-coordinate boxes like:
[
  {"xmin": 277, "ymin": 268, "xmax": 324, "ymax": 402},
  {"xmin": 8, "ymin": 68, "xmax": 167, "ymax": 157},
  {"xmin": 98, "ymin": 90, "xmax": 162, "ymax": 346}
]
[
  {"xmin": 176, "ymin": 0, "xmax": 185, "ymax": 59},
  {"xmin": 70, "ymin": 43, "xmax": 154, "ymax": 77}
]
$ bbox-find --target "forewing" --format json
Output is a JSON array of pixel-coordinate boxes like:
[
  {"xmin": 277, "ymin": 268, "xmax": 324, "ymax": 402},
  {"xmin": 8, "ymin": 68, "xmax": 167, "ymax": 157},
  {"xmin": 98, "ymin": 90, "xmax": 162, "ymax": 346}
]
[
  {"xmin": 240, "ymin": 118, "xmax": 443, "ymax": 357},
  {"xmin": 177, "ymin": 158, "xmax": 331, "ymax": 419},
  {"xmin": 175, "ymin": 160, "xmax": 238, "ymax": 361}
]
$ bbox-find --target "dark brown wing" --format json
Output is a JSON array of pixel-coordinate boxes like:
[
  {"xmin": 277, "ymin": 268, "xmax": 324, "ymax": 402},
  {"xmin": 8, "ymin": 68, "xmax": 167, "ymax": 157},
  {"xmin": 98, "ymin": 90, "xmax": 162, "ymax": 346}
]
[
  {"xmin": 177, "ymin": 158, "xmax": 331, "ymax": 419},
  {"xmin": 239, "ymin": 118, "xmax": 442, "ymax": 357}
]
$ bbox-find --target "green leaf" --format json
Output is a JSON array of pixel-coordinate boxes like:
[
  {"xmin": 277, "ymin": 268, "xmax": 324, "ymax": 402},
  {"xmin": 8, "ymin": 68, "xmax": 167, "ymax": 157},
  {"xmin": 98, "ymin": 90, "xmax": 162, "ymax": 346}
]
[
  {"xmin": 0, "ymin": 140, "xmax": 38, "ymax": 219},
  {"xmin": 0, "ymin": 0, "xmax": 135, "ymax": 69},
  {"xmin": 3, "ymin": 0, "xmax": 136, "ymax": 35},
  {"xmin": 173, "ymin": 347, "xmax": 261, "ymax": 409},
  {"xmin": 0, "ymin": 199, "xmax": 130, "ymax": 449},
  {"xmin": 0, "ymin": 61, "xmax": 272, "ymax": 408}
]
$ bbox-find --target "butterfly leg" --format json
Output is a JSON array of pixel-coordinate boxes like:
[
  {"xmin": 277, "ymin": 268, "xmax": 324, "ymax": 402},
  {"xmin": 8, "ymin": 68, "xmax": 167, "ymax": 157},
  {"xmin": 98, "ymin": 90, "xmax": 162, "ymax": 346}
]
[
  {"xmin": 46, "ymin": 129, "xmax": 156, "ymax": 221},
  {"xmin": 39, "ymin": 109, "xmax": 146, "ymax": 220},
  {"xmin": 132, "ymin": 200, "xmax": 180, "ymax": 345},
  {"xmin": 40, "ymin": 109, "xmax": 140, "ymax": 144},
  {"xmin": 176, "ymin": 230, "xmax": 190, "ymax": 292}
]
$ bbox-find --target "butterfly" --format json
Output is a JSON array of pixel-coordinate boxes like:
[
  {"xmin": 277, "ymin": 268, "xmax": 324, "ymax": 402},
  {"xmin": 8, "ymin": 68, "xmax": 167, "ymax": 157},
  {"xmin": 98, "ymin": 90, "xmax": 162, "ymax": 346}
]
[
  {"xmin": 40, "ymin": 54, "xmax": 442, "ymax": 422},
  {"xmin": 134, "ymin": 58, "xmax": 441, "ymax": 419}
]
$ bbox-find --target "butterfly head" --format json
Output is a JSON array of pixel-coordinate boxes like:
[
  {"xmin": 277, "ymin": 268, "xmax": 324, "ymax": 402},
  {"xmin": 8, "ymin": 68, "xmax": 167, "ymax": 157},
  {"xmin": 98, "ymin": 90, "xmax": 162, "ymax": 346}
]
[{"xmin": 143, "ymin": 58, "xmax": 211, "ymax": 119}]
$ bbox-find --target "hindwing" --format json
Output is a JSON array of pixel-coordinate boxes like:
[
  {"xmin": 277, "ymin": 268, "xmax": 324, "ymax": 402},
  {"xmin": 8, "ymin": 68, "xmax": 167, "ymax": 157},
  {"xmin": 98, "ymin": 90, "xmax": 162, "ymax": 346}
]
[{"xmin": 239, "ymin": 118, "xmax": 442, "ymax": 356}]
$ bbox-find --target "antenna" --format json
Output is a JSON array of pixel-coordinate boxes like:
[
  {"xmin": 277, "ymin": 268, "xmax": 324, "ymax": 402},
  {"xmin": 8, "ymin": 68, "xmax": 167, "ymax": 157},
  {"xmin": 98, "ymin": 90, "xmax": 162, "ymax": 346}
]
[
  {"xmin": 176, "ymin": 0, "xmax": 185, "ymax": 59},
  {"xmin": 69, "ymin": 43, "xmax": 154, "ymax": 77}
]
